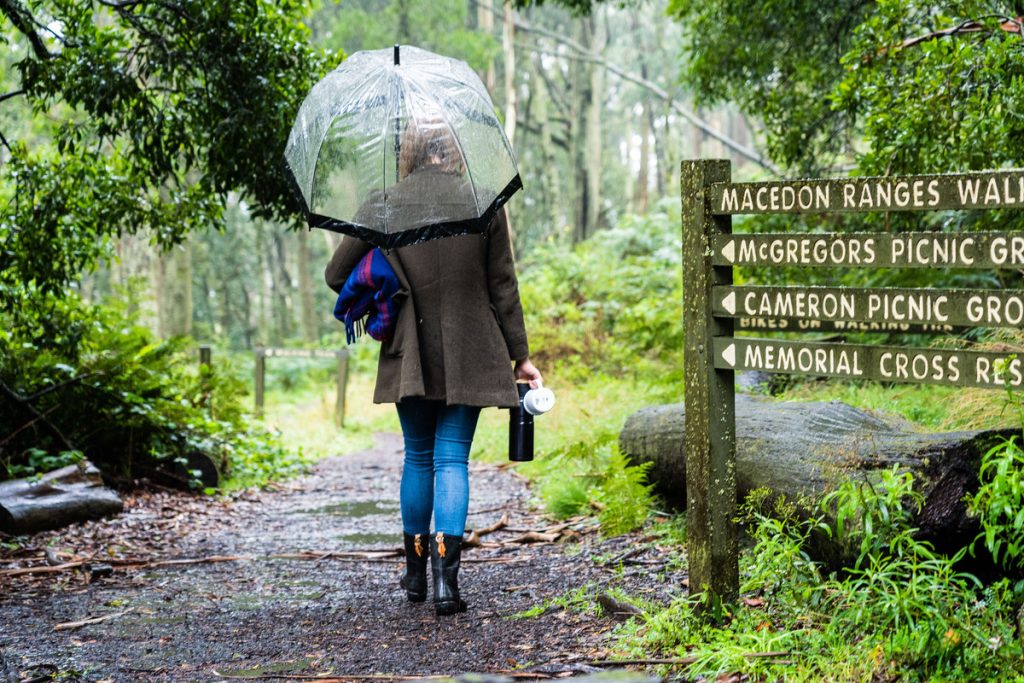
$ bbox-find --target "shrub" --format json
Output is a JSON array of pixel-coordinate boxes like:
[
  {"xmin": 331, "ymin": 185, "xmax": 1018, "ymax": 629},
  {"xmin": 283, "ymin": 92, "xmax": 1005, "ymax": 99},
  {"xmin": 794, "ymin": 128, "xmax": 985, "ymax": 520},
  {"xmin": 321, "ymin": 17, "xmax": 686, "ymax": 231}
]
[{"xmin": 0, "ymin": 288, "xmax": 303, "ymax": 487}]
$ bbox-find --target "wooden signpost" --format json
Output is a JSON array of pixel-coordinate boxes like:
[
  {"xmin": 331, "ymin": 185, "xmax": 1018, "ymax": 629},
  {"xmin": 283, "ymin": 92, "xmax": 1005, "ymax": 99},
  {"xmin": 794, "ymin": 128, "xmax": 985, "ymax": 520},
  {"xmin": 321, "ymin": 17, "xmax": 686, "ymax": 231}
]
[{"xmin": 682, "ymin": 161, "xmax": 1024, "ymax": 609}]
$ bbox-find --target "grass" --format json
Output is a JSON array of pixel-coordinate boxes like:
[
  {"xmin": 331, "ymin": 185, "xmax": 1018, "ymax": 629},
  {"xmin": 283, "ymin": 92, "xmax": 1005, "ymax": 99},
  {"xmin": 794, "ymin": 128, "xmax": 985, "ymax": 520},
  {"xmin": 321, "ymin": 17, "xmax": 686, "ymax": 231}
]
[
  {"xmin": 471, "ymin": 365, "xmax": 679, "ymax": 462},
  {"xmin": 777, "ymin": 379, "xmax": 1018, "ymax": 431}
]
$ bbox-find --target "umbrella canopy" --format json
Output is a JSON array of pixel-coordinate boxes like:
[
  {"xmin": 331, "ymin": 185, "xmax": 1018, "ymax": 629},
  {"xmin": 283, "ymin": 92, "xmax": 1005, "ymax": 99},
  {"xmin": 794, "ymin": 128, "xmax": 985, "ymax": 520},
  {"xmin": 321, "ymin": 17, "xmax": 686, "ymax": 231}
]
[{"xmin": 285, "ymin": 45, "xmax": 522, "ymax": 249}]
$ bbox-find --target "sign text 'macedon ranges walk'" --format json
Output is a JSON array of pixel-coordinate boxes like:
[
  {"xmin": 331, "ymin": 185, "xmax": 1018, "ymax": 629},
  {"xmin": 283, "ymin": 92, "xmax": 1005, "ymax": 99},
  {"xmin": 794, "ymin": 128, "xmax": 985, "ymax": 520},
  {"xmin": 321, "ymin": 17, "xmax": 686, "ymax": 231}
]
[{"xmin": 710, "ymin": 171, "xmax": 1024, "ymax": 215}]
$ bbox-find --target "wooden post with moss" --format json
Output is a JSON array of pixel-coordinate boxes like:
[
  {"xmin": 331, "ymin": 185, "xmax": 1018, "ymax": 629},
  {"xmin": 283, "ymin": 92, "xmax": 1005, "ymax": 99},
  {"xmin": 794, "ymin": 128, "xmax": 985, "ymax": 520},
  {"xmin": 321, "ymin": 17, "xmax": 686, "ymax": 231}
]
[
  {"xmin": 681, "ymin": 159, "xmax": 737, "ymax": 607},
  {"xmin": 335, "ymin": 348, "xmax": 349, "ymax": 428}
]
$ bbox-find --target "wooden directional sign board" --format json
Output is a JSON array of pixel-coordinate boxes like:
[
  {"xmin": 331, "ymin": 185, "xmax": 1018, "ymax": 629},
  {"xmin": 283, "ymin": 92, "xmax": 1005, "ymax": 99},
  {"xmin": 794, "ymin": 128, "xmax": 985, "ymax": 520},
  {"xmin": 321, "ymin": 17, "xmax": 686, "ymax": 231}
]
[
  {"xmin": 711, "ymin": 232, "xmax": 1024, "ymax": 268},
  {"xmin": 714, "ymin": 337, "xmax": 1024, "ymax": 390},
  {"xmin": 681, "ymin": 162, "xmax": 1024, "ymax": 610},
  {"xmin": 709, "ymin": 170, "xmax": 1024, "ymax": 215}
]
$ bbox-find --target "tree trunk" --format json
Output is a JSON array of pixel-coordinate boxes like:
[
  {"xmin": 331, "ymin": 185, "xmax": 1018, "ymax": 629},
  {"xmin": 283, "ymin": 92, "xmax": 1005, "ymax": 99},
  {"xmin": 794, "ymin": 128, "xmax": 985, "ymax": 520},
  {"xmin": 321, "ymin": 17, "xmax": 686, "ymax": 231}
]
[
  {"xmin": 256, "ymin": 221, "xmax": 270, "ymax": 345},
  {"xmin": 583, "ymin": 8, "xmax": 607, "ymax": 238},
  {"xmin": 478, "ymin": 0, "xmax": 496, "ymax": 93},
  {"xmin": 635, "ymin": 90, "xmax": 651, "ymax": 214},
  {"xmin": 533, "ymin": 65, "xmax": 560, "ymax": 233},
  {"xmin": 0, "ymin": 462, "xmax": 122, "ymax": 534},
  {"xmin": 156, "ymin": 241, "xmax": 192, "ymax": 338},
  {"xmin": 271, "ymin": 231, "xmax": 294, "ymax": 342},
  {"xmin": 620, "ymin": 395, "xmax": 1018, "ymax": 562},
  {"xmin": 296, "ymin": 227, "xmax": 317, "ymax": 344},
  {"xmin": 502, "ymin": 0, "xmax": 517, "ymax": 149},
  {"xmin": 570, "ymin": 20, "xmax": 589, "ymax": 244}
]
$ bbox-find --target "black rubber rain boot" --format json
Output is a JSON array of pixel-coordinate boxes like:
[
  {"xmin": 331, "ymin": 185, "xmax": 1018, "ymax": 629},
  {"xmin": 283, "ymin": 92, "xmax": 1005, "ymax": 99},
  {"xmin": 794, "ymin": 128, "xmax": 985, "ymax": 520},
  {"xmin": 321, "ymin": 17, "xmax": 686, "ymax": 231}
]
[
  {"xmin": 430, "ymin": 532, "xmax": 468, "ymax": 616},
  {"xmin": 400, "ymin": 532, "xmax": 428, "ymax": 602}
]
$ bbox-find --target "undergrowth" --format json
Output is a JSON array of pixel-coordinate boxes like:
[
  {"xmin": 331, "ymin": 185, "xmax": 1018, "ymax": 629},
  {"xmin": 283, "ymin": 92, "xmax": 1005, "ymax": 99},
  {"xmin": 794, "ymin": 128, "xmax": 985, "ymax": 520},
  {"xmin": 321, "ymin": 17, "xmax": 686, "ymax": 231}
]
[
  {"xmin": 0, "ymin": 289, "xmax": 307, "ymax": 488},
  {"xmin": 613, "ymin": 469, "xmax": 1024, "ymax": 682}
]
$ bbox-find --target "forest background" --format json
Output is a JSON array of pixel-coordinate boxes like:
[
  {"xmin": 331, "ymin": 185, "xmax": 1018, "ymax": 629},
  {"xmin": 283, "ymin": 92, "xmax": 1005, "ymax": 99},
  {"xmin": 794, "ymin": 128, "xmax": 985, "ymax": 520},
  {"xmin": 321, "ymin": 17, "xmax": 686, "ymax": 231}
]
[{"xmin": 4, "ymin": 0, "xmax": 1024, "ymax": 680}]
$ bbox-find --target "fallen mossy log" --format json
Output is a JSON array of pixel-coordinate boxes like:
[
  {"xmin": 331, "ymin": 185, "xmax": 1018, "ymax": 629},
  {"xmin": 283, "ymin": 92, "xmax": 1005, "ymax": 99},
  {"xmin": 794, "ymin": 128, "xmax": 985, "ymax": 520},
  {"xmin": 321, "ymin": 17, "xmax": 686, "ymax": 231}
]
[
  {"xmin": 0, "ymin": 461, "xmax": 123, "ymax": 535},
  {"xmin": 620, "ymin": 395, "xmax": 1019, "ymax": 563}
]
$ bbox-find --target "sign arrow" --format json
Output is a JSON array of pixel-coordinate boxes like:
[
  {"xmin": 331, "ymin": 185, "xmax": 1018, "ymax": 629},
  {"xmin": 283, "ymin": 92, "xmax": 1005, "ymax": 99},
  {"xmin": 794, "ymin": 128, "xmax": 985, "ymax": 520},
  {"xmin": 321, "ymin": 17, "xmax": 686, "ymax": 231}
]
[
  {"xmin": 722, "ymin": 291, "xmax": 736, "ymax": 315},
  {"xmin": 721, "ymin": 240, "xmax": 735, "ymax": 263},
  {"xmin": 721, "ymin": 343, "xmax": 736, "ymax": 367}
]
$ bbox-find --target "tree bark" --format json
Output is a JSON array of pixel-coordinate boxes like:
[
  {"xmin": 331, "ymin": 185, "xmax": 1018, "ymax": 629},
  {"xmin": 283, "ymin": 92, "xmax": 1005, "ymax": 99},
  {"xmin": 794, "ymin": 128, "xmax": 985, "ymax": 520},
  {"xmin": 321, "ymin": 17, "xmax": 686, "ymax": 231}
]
[
  {"xmin": 635, "ymin": 88, "xmax": 651, "ymax": 214},
  {"xmin": 478, "ymin": 0, "xmax": 496, "ymax": 93},
  {"xmin": 620, "ymin": 395, "xmax": 1018, "ymax": 561},
  {"xmin": 296, "ymin": 227, "xmax": 317, "ymax": 344},
  {"xmin": 156, "ymin": 241, "xmax": 192, "ymax": 338},
  {"xmin": 271, "ymin": 230, "xmax": 294, "ymax": 342},
  {"xmin": 503, "ymin": 0, "xmax": 517, "ymax": 149},
  {"xmin": 583, "ymin": 9, "xmax": 606, "ymax": 238},
  {"xmin": 0, "ymin": 462, "xmax": 122, "ymax": 534}
]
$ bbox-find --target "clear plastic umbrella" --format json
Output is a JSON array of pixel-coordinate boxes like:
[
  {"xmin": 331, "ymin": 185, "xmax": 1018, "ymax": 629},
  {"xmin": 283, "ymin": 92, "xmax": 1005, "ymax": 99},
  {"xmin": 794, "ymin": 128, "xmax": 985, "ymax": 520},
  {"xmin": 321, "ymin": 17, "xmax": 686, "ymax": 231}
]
[{"xmin": 285, "ymin": 45, "xmax": 522, "ymax": 249}]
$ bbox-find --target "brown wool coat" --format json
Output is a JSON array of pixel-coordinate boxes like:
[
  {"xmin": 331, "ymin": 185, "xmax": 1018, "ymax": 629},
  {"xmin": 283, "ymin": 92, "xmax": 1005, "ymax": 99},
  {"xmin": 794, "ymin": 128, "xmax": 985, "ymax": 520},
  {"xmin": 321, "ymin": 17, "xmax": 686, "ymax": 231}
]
[{"xmin": 325, "ymin": 207, "xmax": 529, "ymax": 409}]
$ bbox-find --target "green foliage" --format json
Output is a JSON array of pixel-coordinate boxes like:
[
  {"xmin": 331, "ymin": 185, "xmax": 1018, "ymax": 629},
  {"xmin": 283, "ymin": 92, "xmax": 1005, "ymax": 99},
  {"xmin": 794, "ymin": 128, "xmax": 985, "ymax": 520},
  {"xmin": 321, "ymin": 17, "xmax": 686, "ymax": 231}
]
[
  {"xmin": 668, "ymin": 0, "xmax": 871, "ymax": 173},
  {"xmin": 521, "ymin": 433, "xmax": 655, "ymax": 535},
  {"xmin": 0, "ymin": 289, "xmax": 304, "ymax": 486},
  {"xmin": 313, "ymin": 0, "xmax": 498, "ymax": 73},
  {"xmin": 968, "ymin": 436, "xmax": 1024, "ymax": 573},
  {"xmin": 824, "ymin": 466, "xmax": 923, "ymax": 567},
  {"xmin": 615, "ymin": 474, "xmax": 1024, "ymax": 681},
  {"xmin": 0, "ymin": 0, "xmax": 331, "ymax": 309},
  {"xmin": 672, "ymin": 0, "xmax": 1024, "ymax": 183},
  {"xmin": 517, "ymin": 200, "xmax": 683, "ymax": 378},
  {"xmin": 838, "ymin": 3, "xmax": 1024, "ymax": 177}
]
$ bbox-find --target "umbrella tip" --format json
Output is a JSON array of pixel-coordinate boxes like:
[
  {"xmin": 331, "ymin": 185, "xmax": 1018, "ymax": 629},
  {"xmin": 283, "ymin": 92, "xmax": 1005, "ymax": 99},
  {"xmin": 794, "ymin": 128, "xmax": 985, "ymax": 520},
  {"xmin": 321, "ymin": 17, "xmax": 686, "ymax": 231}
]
[{"xmin": 394, "ymin": 44, "xmax": 400, "ymax": 66}]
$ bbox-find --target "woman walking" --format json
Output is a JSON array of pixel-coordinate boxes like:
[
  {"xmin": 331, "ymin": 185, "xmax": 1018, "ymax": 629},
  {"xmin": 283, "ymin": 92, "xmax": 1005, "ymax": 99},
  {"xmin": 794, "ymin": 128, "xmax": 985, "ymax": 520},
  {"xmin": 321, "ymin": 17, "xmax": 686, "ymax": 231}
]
[{"xmin": 325, "ymin": 118, "xmax": 541, "ymax": 616}]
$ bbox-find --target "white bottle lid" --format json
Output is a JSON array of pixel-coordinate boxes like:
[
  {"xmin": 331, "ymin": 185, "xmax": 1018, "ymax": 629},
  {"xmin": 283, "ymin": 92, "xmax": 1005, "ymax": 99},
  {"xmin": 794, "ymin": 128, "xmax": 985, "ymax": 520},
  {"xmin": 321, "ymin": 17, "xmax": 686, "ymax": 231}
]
[{"xmin": 523, "ymin": 386, "xmax": 555, "ymax": 415}]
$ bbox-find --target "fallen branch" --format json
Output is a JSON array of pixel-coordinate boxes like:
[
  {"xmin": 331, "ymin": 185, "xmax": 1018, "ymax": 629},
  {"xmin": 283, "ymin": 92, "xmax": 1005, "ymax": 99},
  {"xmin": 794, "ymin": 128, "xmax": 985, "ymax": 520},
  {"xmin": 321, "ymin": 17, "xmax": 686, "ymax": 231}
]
[
  {"xmin": 53, "ymin": 609, "xmax": 132, "ymax": 631},
  {"xmin": 596, "ymin": 592, "xmax": 644, "ymax": 618},
  {"xmin": 464, "ymin": 513, "xmax": 509, "ymax": 547},
  {"xmin": 502, "ymin": 531, "xmax": 561, "ymax": 545}
]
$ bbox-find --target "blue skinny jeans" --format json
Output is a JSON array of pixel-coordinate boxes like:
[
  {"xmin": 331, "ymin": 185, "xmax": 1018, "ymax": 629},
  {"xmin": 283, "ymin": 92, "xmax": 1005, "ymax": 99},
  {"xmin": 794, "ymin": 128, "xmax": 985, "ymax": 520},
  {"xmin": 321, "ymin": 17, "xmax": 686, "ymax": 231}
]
[{"xmin": 396, "ymin": 399, "xmax": 481, "ymax": 537}]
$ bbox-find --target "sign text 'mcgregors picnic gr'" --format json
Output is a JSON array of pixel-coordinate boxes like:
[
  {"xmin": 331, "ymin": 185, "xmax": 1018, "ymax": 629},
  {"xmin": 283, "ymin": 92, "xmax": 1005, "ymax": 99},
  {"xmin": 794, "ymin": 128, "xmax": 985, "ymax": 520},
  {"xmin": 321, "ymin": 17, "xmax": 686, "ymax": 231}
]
[
  {"xmin": 710, "ymin": 171, "xmax": 1024, "ymax": 215},
  {"xmin": 711, "ymin": 232, "xmax": 1024, "ymax": 268}
]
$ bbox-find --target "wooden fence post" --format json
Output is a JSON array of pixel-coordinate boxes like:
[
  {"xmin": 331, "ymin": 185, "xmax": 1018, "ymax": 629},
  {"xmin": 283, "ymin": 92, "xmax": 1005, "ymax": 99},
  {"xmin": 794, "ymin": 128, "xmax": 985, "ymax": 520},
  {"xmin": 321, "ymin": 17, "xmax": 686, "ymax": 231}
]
[
  {"xmin": 681, "ymin": 159, "xmax": 737, "ymax": 609},
  {"xmin": 198, "ymin": 345, "xmax": 212, "ymax": 369},
  {"xmin": 335, "ymin": 349, "xmax": 349, "ymax": 428},
  {"xmin": 254, "ymin": 347, "xmax": 266, "ymax": 418}
]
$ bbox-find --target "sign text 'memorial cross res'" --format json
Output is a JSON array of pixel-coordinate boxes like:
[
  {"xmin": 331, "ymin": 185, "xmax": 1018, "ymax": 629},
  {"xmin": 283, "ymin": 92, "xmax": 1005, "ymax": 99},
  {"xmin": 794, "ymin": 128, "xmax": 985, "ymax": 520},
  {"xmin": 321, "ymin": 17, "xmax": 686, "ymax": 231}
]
[
  {"xmin": 709, "ymin": 170, "xmax": 1024, "ymax": 215},
  {"xmin": 714, "ymin": 337, "xmax": 1024, "ymax": 390}
]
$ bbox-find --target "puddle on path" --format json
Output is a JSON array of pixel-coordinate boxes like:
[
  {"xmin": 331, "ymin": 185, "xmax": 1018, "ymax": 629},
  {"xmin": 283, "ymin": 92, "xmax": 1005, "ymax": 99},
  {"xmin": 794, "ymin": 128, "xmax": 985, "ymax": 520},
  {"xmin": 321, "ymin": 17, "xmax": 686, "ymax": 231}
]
[
  {"xmin": 297, "ymin": 500, "xmax": 399, "ymax": 517},
  {"xmin": 336, "ymin": 532, "xmax": 396, "ymax": 545},
  {"xmin": 216, "ymin": 657, "xmax": 314, "ymax": 678}
]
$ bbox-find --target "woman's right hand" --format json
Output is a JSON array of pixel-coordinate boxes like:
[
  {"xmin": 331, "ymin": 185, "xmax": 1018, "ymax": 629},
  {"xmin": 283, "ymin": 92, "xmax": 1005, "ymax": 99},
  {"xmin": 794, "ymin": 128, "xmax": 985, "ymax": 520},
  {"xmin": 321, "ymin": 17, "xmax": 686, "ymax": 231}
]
[{"xmin": 514, "ymin": 358, "xmax": 543, "ymax": 389}]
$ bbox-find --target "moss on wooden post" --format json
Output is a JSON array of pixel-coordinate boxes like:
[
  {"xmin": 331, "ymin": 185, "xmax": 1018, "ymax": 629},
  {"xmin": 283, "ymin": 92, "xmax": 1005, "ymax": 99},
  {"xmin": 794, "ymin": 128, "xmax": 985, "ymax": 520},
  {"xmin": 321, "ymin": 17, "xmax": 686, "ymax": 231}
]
[{"xmin": 681, "ymin": 159, "xmax": 737, "ymax": 609}]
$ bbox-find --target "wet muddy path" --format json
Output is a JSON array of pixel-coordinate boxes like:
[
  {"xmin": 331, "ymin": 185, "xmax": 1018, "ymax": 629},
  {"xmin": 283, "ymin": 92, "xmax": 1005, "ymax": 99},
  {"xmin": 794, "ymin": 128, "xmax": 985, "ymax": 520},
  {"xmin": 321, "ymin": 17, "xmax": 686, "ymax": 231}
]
[{"xmin": 0, "ymin": 434, "xmax": 687, "ymax": 682}]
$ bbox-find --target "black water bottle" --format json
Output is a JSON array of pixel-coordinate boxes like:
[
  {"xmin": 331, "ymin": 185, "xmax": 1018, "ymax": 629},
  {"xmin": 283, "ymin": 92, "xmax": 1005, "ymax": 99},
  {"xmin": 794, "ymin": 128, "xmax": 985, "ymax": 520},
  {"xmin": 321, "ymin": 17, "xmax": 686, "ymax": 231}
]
[{"xmin": 508, "ymin": 382, "xmax": 534, "ymax": 462}]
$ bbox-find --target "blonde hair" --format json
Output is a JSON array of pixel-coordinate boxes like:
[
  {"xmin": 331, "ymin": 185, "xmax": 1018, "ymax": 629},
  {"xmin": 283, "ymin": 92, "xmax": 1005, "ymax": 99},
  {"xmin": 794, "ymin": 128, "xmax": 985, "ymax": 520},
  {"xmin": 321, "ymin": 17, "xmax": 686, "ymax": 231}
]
[{"xmin": 398, "ymin": 116, "xmax": 465, "ymax": 180}]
